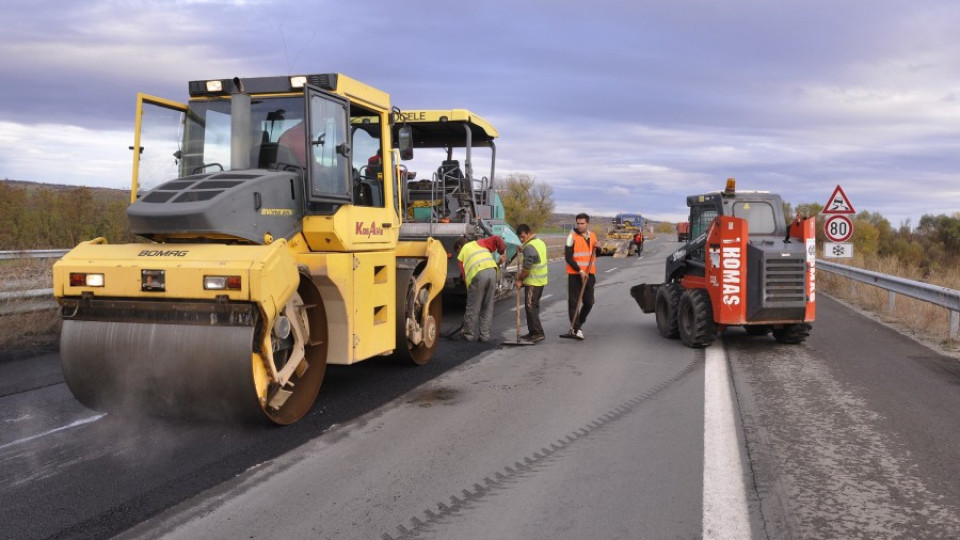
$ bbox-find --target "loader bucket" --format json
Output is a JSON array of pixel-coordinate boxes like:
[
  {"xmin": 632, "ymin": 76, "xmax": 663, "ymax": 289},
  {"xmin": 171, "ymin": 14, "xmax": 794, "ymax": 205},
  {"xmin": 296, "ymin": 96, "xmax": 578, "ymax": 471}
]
[{"xmin": 630, "ymin": 283, "xmax": 659, "ymax": 313}]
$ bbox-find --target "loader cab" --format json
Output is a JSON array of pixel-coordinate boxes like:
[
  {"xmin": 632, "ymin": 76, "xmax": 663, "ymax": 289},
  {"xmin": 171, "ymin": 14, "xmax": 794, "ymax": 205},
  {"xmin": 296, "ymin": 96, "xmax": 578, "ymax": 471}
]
[
  {"xmin": 671, "ymin": 181, "xmax": 787, "ymax": 282},
  {"xmin": 686, "ymin": 187, "xmax": 786, "ymax": 242}
]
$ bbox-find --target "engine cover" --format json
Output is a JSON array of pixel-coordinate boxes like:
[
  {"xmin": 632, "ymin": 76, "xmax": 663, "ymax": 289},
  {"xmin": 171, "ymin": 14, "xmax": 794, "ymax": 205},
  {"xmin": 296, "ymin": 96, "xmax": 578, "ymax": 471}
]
[{"xmin": 129, "ymin": 170, "xmax": 303, "ymax": 243}]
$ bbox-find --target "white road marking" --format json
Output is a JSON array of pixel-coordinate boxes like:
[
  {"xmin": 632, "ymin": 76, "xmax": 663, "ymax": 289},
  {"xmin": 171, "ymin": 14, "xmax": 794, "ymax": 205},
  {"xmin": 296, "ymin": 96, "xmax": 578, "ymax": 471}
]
[
  {"xmin": 604, "ymin": 267, "xmax": 618, "ymax": 273},
  {"xmin": 702, "ymin": 342, "xmax": 752, "ymax": 539},
  {"xmin": 0, "ymin": 413, "xmax": 106, "ymax": 451}
]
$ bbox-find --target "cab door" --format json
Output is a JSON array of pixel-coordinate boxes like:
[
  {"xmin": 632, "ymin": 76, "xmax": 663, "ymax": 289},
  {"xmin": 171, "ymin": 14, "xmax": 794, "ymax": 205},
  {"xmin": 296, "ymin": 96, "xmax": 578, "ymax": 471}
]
[{"xmin": 131, "ymin": 93, "xmax": 188, "ymax": 203}]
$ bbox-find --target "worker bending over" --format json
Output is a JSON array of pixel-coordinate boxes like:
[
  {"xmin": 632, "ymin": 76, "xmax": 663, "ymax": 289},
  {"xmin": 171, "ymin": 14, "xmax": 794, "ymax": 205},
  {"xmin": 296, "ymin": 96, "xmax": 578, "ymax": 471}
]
[{"xmin": 455, "ymin": 235, "xmax": 507, "ymax": 342}]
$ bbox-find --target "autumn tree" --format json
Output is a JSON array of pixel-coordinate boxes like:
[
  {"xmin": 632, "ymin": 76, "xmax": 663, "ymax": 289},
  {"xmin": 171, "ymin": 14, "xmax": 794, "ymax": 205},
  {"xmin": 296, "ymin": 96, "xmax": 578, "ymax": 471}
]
[{"xmin": 498, "ymin": 173, "xmax": 554, "ymax": 231}]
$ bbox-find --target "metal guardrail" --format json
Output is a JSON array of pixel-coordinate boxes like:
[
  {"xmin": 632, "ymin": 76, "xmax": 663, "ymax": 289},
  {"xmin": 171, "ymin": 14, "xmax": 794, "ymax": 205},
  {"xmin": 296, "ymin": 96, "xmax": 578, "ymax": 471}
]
[
  {"xmin": 0, "ymin": 250, "xmax": 65, "ymax": 315},
  {"xmin": 0, "ymin": 249, "xmax": 68, "ymax": 261},
  {"xmin": 818, "ymin": 260, "xmax": 960, "ymax": 339}
]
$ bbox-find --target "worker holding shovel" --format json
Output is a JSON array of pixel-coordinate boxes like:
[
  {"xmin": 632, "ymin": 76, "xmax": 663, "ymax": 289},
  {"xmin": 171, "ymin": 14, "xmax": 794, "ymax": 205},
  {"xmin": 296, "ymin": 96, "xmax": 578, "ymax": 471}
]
[
  {"xmin": 561, "ymin": 213, "xmax": 597, "ymax": 340},
  {"xmin": 513, "ymin": 224, "xmax": 548, "ymax": 344}
]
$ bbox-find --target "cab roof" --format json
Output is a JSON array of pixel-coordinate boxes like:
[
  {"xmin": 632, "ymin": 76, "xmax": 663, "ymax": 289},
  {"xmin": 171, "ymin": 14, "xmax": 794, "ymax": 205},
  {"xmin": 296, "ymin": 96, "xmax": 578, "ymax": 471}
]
[{"xmin": 396, "ymin": 109, "xmax": 498, "ymax": 147}]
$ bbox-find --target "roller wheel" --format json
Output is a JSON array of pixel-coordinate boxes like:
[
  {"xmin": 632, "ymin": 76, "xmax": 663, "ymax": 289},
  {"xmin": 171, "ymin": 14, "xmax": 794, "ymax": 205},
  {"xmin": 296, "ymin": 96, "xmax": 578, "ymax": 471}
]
[
  {"xmin": 393, "ymin": 268, "xmax": 442, "ymax": 365},
  {"xmin": 655, "ymin": 283, "xmax": 682, "ymax": 338},
  {"xmin": 259, "ymin": 288, "xmax": 328, "ymax": 425},
  {"xmin": 678, "ymin": 288, "xmax": 717, "ymax": 348},
  {"xmin": 772, "ymin": 323, "xmax": 811, "ymax": 344}
]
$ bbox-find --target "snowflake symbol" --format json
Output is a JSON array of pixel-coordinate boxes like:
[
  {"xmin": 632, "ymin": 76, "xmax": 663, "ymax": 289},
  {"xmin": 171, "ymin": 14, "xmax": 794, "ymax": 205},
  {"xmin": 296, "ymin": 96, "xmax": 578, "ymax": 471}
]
[{"xmin": 832, "ymin": 245, "xmax": 845, "ymax": 256}]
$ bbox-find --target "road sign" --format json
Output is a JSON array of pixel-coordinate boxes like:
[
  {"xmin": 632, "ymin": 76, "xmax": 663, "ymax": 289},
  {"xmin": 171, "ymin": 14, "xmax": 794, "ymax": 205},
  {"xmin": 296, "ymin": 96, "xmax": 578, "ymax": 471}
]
[
  {"xmin": 822, "ymin": 185, "xmax": 856, "ymax": 214},
  {"xmin": 823, "ymin": 242, "xmax": 854, "ymax": 258},
  {"xmin": 824, "ymin": 215, "xmax": 853, "ymax": 242}
]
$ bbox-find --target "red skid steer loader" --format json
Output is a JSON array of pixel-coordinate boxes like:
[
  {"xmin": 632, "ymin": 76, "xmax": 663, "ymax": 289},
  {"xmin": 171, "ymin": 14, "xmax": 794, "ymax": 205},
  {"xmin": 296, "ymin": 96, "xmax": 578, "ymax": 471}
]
[{"xmin": 630, "ymin": 179, "xmax": 816, "ymax": 348}]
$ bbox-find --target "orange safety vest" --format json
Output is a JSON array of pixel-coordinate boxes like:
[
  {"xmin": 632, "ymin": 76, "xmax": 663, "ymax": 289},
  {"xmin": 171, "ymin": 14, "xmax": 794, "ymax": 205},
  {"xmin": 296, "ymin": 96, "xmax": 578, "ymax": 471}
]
[{"xmin": 566, "ymin": 231, "xmax": 597, "ymax": 274}]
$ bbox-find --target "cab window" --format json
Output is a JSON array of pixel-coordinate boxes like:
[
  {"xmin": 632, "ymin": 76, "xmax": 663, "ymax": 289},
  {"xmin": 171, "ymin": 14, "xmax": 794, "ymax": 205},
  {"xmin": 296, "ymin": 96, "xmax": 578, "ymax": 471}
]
[
  {"xmin": 732, "ymin": 201, "xmax": 776, "ymax": 235},
  {"xmin": 351, "ymin": 119, "xmax": 385, "ymax": 208},
  {"xmin": 690, "ymin": 205, "xmax": 718, "ymax": 240},
  {"xmin": 308, "ymin": 93, "xmax": 351, "ymax": 202}
]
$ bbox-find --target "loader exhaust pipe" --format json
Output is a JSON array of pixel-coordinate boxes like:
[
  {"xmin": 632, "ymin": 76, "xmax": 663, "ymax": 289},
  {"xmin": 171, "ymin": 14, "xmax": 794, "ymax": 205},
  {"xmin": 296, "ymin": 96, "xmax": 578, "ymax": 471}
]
[{"xmin": 230, "ymin": 78, "xmax": 252, "ymax": 171}]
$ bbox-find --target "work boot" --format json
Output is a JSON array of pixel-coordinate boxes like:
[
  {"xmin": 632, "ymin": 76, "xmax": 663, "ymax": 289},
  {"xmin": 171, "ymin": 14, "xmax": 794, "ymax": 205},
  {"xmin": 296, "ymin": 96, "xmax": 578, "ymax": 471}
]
[{"xmin": 524, "ymin": 333, "xmax": 545, "ymax": 343}]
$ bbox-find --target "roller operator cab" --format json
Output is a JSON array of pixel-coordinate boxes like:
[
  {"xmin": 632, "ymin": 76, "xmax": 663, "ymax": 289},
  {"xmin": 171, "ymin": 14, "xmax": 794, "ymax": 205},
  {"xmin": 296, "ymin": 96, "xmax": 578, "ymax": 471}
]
[
  {"xmin": 52, "ymin": 74, "xmax": 447, "ymax": 425},
  {"xmin": 630, "ymin": 178, "xmax": 815, "ymax": 348}
]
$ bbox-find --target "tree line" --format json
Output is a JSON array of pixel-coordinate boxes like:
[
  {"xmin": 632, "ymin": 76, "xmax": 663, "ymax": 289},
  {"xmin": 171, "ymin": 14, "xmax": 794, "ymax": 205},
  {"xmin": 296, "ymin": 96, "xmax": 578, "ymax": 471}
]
[
  {"xmin": 0, "ymin": 183, "xmax": 133, "ymax": 250},
  {"xmin": 790, "ymin": 202, "xmax": 960, "ymax": 275},
  {"xmin": 4, "ymin": 179, "xmax": 957, "ymax": 275}
]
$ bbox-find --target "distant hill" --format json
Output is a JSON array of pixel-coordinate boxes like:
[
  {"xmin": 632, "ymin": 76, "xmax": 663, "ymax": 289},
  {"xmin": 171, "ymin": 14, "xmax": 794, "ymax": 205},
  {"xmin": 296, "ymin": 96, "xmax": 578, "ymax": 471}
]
[{"xmin": 1, "ymin": 179, "xmax": 129, "ymax": 204}]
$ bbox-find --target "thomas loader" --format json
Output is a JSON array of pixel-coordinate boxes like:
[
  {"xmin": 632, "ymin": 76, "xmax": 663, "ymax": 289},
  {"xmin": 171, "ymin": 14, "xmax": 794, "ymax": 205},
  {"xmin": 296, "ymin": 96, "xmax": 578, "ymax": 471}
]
[
  {"xmin": 630, "ymin": 179, "xmax": 816, "ymax": 348},
  {"xmin": 52, "ymin": 74, "xmax": 447, "ymax": 425}
]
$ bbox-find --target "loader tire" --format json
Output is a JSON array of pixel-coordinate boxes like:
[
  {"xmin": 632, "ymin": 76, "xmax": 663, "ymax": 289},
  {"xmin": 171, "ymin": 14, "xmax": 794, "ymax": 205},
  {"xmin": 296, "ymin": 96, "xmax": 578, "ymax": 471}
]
[
  {"xmin": 655, "ymin": 283, "xmax": 682, "ymax": 339},
  {"xmin": 678, "ymin": 288, "xmax": 717, "ymax": 348},
  {"xmin": 772, "ymin": 323, "xmax": 811, "ymax": 344}
]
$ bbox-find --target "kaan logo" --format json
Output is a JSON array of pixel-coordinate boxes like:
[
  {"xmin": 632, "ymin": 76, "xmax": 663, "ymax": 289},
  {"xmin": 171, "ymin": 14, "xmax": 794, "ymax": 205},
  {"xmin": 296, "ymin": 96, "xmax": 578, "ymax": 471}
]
[
  {"xmin": 355, "ymin": 221, "xmax": 384, "ymax": 238},
  {"xmin": 721, "ymin": 243, "xmax": 742, "ymax": 306}
]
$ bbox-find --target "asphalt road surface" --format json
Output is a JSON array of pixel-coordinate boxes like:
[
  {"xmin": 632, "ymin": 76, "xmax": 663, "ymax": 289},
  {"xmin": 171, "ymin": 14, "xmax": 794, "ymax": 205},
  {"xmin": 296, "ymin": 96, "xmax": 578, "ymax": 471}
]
[{"xmin": 2, "ymin": 236, "xmax": 959, "ymax": 539}]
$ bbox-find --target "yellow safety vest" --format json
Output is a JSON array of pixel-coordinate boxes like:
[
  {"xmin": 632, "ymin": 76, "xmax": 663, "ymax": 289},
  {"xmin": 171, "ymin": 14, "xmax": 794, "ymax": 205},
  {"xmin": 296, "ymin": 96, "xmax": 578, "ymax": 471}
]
[
  {"xmin": 458, "ymin": 241, "xmax": 498, "ymax": 287},
  {"xmin": 523, "ymin": 237, "xmax": 548, "ymax": 287}
]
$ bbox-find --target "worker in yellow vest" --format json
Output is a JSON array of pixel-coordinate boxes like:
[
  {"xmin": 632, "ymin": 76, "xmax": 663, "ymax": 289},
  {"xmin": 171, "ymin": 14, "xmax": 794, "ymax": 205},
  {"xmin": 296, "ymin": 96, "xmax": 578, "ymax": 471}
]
[
  {"xmin": 514, "ymin": 224, "xmax": 548, "ymax": 343},
  {"xmin": 455, "ymin": 235, "xmax": 506, "ymax": 342},
  {"xmin": 563, "ymin": 213, "xmax": 597, "ymax": 340}
]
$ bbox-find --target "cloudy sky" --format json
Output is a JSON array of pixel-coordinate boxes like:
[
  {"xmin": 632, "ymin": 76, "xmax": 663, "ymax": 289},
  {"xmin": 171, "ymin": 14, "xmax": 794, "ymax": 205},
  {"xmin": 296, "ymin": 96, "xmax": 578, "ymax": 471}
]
[{"xmin": 2, "ymin": 0, "xmax": 959, "ymax": 225}]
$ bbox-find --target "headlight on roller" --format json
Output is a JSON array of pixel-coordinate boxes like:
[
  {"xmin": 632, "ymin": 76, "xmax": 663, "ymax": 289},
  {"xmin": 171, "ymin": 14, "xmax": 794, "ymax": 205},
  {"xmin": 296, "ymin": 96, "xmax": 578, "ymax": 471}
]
[
  {"xmin": 69, "ymin": 272, "xmax": 104, "ymax": 287},
  {"xmin": 204, "ymin": 275, "xmax": 241, "ymax": 290}
]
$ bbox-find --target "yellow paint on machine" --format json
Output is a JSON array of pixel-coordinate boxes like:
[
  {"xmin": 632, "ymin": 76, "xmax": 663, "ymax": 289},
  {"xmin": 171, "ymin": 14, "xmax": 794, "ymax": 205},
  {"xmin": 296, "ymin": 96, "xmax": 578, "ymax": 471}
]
[
  {"xmin": 297, "ymin": 250, "xmax": 396, "ymax": 364},
  {"xmin": 53, "ymin": 237, "xmax": 299, "ymax": 323}
]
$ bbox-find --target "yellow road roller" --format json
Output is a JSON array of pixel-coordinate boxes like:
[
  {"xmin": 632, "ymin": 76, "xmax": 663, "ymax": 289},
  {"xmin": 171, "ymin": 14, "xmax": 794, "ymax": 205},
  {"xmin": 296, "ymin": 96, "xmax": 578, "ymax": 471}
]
[{"xmin": 52, "ymin": 74, "xmax": 446, "ymax": 425}]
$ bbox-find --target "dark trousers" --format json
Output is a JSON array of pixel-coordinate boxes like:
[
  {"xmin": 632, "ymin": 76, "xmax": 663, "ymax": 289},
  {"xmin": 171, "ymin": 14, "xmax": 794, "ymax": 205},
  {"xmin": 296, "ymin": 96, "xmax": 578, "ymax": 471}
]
[
  {"xmin": 567, "ymin": 273, "xmax": 595, "ymax": 331},
  {"xmin": 523, "ymin": 285, "xmax": 544, "ymax": 337}
]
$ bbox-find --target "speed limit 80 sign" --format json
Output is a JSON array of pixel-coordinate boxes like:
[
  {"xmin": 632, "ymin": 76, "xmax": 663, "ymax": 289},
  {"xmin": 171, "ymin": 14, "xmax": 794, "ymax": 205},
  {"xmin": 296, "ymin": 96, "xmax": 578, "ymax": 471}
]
[{"xmin": 824, "ymin": 215, "xmax": 853, "ymax": 242}]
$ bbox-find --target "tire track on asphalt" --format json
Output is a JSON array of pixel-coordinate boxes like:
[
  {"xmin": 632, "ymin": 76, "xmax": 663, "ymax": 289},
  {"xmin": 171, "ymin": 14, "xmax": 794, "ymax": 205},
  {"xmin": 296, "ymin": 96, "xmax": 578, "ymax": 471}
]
[{"xmin": 380, "ymin": 359, "xmax": 701, "ymax": 540}]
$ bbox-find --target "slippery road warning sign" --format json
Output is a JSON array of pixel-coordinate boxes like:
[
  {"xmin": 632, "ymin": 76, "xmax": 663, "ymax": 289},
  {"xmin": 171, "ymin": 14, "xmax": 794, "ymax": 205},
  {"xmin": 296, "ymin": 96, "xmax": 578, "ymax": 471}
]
[
  {"xmin": 822, "ymin": 185, "xmax": 856, "ymax": 214},
  {"xmin": 824, "ymin": 215, "xmax": 853, "ymax": 242}
]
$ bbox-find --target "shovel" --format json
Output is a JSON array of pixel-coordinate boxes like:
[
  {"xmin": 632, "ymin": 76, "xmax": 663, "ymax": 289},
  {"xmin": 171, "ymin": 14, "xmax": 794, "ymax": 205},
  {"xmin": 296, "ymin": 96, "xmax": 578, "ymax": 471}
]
[{"xmin": 503, "ymin": 257, "xmax": 534, "ymax": 346}]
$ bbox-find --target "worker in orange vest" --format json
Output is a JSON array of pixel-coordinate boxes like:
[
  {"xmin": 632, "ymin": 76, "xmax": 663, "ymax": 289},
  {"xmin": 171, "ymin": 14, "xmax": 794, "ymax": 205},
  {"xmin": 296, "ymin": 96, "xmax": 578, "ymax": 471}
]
[{"xmin": 563, "ymin": 213, "xmax": 597, "ymax": 340}]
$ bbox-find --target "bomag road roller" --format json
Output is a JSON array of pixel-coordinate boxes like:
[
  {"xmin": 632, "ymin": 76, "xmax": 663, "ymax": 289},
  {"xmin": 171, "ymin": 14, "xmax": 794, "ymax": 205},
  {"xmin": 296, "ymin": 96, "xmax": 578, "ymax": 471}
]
[
  {"xmin": 392, "ymin": 109, "xmax": 521, "ymax": 299},
  {"xmin": 52, "ymin": 74, "xmax": 446, "ymax": 425},
  {"xmin": 630, "ymin": 178, "xmax": 816, "ymax": 348}
]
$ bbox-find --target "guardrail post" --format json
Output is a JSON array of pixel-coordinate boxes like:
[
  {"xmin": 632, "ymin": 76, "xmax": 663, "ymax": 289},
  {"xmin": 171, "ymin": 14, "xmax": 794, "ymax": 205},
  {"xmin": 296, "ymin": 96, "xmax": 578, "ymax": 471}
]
[
  {"xmin": 887, "ymin": 291, "xmax": 896, "ymax": 312},
  {"xmin": 951, "ymin": 310, "xmax": 959, "ymax": 340}
]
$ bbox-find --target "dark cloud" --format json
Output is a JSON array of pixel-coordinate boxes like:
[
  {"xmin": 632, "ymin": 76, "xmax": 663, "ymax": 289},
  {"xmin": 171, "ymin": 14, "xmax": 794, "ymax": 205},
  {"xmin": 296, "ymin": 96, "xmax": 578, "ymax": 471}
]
[{"xmin": 1, "ymin": 0, "xmax": 958, "ymax": 225}]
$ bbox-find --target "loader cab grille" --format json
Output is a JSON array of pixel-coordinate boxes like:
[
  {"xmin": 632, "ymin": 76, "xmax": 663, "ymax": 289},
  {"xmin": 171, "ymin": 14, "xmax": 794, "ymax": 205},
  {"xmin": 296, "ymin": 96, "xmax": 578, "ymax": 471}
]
[
  {"xmin": 746, "ymin": 244, "xmax": 807, "ymax": 321},
  {"xmin": 764, "ymin": 257, "xmax": 806, "ymax": 303}
]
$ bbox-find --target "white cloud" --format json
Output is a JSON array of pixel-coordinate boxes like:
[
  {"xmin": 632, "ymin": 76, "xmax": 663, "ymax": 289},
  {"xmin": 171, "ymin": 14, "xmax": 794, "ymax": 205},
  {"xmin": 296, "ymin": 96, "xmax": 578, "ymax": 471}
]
[{"xmin": 0, "ymin": 122, "xmax": 131, "ymax": 188}]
